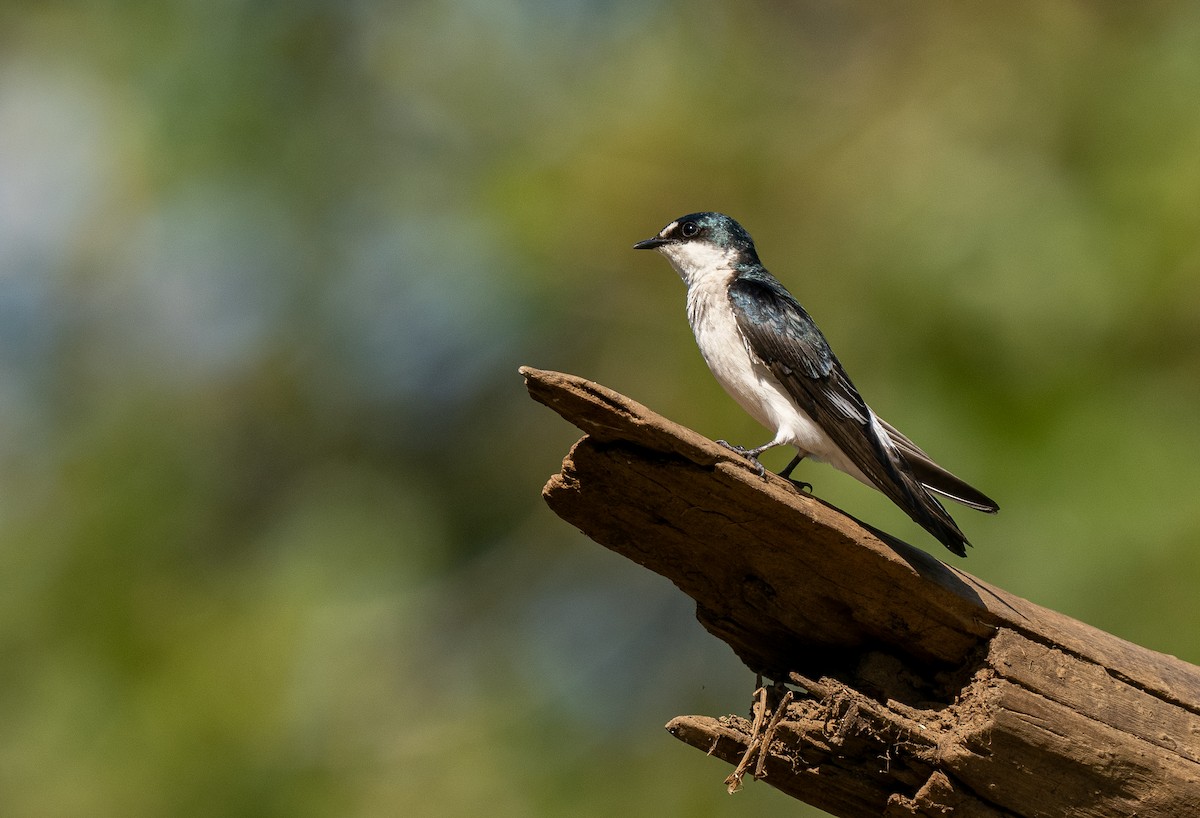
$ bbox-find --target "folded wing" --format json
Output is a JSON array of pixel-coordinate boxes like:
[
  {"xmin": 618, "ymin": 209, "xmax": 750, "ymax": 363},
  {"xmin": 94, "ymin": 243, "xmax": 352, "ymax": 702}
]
[{"xmin": 728, "ymin": 269, "xmax": 990, "ymax": 556}]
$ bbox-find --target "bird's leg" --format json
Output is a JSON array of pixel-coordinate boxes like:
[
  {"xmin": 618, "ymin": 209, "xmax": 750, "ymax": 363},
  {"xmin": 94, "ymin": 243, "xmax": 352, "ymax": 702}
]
[
  {"xmin": 778, "ymin": 454, "xmax": 812, "ymax": 492},
  {"xmin": 715, "ymin": 440, "xmax": 774, "ymax": 479}
]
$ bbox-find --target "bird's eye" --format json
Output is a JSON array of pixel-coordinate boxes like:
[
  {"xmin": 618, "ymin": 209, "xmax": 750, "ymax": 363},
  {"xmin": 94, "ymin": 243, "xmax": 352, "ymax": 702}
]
[{"xmin": 680, "ymin": 221, "xmax": 700, "ymax": 238}]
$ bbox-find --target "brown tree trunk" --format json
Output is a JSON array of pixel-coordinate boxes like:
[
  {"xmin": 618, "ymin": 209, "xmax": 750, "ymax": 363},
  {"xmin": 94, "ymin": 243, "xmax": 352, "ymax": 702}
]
[{"xmin": 521, "ymin": 366, "xmax": 1200, "ymax": 818}]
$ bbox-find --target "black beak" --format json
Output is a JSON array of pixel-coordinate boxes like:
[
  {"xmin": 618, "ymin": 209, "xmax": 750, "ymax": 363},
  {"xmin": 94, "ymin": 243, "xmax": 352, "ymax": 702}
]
[{"xmin": 633, "ymin": 236, "xmax": 667, "ymax": 250}]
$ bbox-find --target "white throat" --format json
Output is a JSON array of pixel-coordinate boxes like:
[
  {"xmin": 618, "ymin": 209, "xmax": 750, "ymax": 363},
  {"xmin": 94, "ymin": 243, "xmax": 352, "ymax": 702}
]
[{"xmin": 656, "ymin": 241, "xmax": 738, "ymax": 289}]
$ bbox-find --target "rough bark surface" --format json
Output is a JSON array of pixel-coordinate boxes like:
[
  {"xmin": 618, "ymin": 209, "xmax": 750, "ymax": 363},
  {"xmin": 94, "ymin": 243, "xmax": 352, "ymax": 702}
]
[{"xmin": 521, "ymin": 366, "xmax": 1200, "ymax": 818}]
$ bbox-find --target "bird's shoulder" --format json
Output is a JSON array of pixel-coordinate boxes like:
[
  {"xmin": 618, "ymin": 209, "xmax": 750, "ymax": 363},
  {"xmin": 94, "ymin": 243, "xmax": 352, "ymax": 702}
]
[
  {"xmin": 726, "ymin": 266, "xmax": 832, "ymax": 379},
  {"xmin": 728, "ymin": 265, "xmax": 873, "ymax": 424}
]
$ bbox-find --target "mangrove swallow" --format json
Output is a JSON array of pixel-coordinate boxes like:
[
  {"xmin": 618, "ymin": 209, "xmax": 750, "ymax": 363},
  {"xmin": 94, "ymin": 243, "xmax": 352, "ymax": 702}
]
[{"xmin": 634, "ymin": 212, "xmax": 997, "ymax": 556}]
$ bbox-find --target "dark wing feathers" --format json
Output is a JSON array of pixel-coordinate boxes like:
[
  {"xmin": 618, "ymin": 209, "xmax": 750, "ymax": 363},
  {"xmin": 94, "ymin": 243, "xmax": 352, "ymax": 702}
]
[
  {"xmin": 727, "ymin": 271, "xmax": 864, "ymax": 417},
  {"xmin": 877, "ymin": 418, "xmax": 999, "ymax": 513},
  {"xmin": 728, "ymin": 271, "xmax": 985, "ymax": 556}
]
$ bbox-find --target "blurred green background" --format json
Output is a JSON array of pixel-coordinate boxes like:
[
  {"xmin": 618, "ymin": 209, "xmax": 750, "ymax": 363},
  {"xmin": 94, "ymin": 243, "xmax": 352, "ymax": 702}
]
[{"xmin": 2, "ymin": 1, "xmax": 1199, "ymax": 815}]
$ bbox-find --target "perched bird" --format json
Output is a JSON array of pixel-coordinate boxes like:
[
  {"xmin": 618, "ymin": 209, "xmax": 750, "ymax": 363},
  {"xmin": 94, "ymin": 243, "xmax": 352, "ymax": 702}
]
[{"xmin": 634, "ymin": 212, "xmax": 997, "ymax": 556}]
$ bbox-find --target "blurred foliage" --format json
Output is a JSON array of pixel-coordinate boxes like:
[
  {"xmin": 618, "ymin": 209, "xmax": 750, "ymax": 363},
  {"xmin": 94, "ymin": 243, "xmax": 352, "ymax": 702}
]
[{"xmin": 1, "ymin": 1, "xmax": 1199, "ymax": 815}]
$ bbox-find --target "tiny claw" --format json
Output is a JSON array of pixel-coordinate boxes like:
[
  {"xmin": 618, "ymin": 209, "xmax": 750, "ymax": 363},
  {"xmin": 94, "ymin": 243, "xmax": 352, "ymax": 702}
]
[{"xmin": 788, "ymin": 479, "xmax": 813, "ymax": 493}]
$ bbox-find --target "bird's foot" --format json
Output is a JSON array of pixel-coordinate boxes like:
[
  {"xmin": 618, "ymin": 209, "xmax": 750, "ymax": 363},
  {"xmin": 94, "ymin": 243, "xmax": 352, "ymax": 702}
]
[
  {"xmin": 788, "ymin": 479, "xmax": 813, "ymax": 493},
  {"xmin": 716, "ymin": 440, "xmax": 768, "ymax": 479}
]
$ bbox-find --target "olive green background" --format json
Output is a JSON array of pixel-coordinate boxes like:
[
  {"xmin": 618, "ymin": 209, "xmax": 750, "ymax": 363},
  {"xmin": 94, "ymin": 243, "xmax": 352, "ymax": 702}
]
[{"xmin": 2, "ymin": 2, "xmax": 1199, "ymax": 815}]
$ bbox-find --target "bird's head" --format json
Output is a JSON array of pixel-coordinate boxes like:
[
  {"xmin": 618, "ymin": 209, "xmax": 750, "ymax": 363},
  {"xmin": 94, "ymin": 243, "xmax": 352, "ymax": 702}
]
[{"xmin": 634, "ymin": 212, "xmax": 759, "ymax": 286}]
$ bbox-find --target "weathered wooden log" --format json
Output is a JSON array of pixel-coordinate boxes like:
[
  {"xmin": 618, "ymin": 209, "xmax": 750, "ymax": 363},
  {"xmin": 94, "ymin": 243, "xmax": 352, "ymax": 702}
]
[{"xmin": 521, "ymin": 366, "xmax": 1200, "ymax": 818}]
